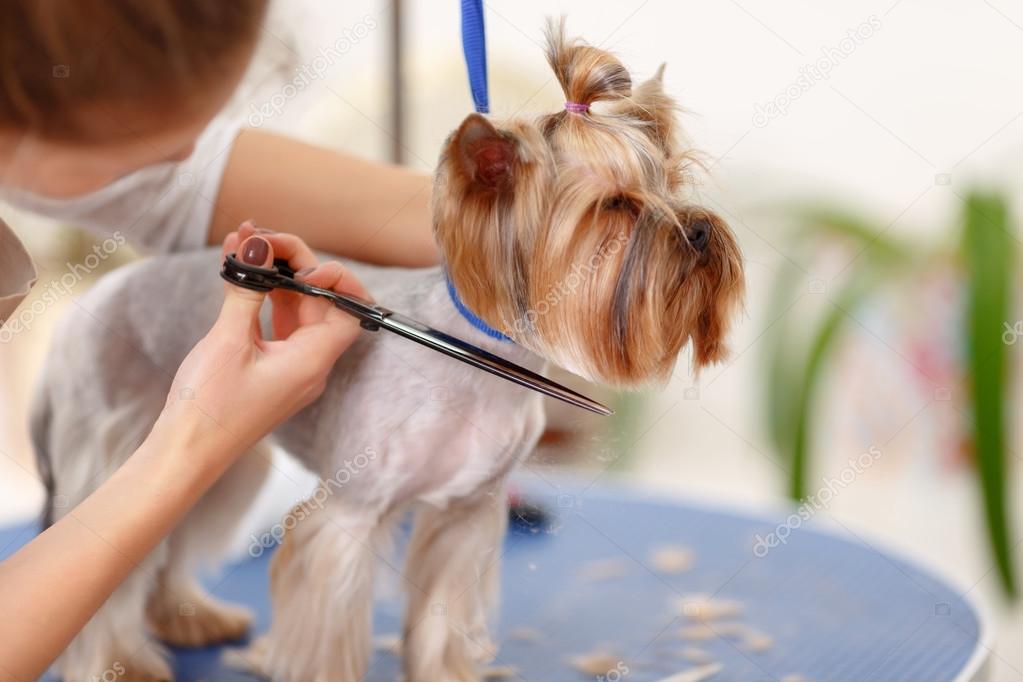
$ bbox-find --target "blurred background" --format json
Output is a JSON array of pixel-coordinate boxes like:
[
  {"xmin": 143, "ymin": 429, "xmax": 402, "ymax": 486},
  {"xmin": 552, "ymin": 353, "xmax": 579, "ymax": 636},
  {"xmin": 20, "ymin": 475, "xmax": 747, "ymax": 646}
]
[{"xmin": 1, "ymin": 0, "xmax": 1020, "ymax": 677}]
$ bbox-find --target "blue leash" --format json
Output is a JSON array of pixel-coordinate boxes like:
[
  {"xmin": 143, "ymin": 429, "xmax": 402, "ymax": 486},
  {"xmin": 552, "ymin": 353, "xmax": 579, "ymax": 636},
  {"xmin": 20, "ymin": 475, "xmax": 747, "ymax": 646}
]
[
  {"xmin": 451, "ymin": 0, "xmax": 510, "ymax": 341},
  {"xmin": 460, "ymin": 0, "xmax": 489, "ymax": 113}
]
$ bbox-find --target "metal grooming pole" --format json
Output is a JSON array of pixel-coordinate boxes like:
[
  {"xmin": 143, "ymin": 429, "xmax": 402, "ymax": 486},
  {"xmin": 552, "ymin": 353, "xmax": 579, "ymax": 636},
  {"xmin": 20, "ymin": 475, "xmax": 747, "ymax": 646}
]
[{"xmin": 388, "ymin": 0, "xmax": 405, "ymax": 165}]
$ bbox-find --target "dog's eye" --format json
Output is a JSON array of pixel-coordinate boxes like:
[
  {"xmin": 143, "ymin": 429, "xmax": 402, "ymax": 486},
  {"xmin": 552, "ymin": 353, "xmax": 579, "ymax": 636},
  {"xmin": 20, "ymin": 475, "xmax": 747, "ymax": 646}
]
[{"xmin": 601, "ymin": 196, "xmax": 633, "ymax": 212}]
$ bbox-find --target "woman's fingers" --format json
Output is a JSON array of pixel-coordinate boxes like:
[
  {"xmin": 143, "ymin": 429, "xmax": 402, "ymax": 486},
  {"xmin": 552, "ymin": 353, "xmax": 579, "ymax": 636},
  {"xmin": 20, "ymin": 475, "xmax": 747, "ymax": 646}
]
[
  {"xmin": 218, "ymin": 226, "xmax": 373, "ymax": 347},
  {"xmin": 235, "ymin": 220, "xmax": 257, "ymax": 244},
  {"xmin": 294, "ymin": 262, "xmax": 373, "ymax": 331},
  {"xmin": 258, "ymin": 232, "xmax": 318, "ymax": 272},
  {"xmin": 271, "ymin": 304, "xmax": 363, "ymax": 365},
  {"xmin": 225, "ymin": 221, "xmax": 318, "ymax": 273},
  {"xmin": 293, "ymin": 263, "xmax": 347, "ymax": 327},
  {"xmin": 217, "ymin": 236, "xmax": 272, "ymax": 335},
  {"xmin": 220, "ymin": 224, "xmax": 246, "ymax": 258},
  {"xmin": 298, "ymin": 261, "xmax": 372, "ymax": 301},
  {"xmin": 244, "ymin": 228, "xmax": 319, "ymax": 340},
  {"xmin": 227, "ymin": 222, "xmax": 314, "ymax": 340},
  {"xmin": 264, "ymin": 261, "xmax": 370, "ymax": 359}
]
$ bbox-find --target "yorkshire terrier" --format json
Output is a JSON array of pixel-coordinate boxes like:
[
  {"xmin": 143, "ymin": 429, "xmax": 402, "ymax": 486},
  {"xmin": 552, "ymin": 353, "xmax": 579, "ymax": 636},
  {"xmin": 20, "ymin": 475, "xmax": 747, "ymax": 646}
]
[{"xmin": 32, "ymin": 22, "xmax": 743, "ymax": 682}]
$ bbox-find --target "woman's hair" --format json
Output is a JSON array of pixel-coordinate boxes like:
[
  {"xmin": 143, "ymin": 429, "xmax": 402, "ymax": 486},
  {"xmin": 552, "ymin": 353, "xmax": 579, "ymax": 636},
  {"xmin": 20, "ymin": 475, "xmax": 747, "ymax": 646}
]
[{"xmin": 0, "ymin": 0, "xmax": 269, "ymax": 141}]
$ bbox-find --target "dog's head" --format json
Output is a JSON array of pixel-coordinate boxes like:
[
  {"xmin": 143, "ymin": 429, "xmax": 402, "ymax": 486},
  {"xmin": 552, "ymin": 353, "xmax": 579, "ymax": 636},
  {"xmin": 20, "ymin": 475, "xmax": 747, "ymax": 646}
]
[{"xmin": 433, "ymin": 21, "xmax": 744, "ymax": 386}]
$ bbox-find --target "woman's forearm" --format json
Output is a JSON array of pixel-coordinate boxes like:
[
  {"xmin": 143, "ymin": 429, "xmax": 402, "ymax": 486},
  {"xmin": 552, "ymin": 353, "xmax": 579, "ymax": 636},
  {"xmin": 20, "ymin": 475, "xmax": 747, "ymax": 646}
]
[
  {"xmin": 0, "ymin": 232, "xmax": 365, "ymax": 681},
  {"xmin": 210, "ymin": 129, "xmax": 439, "ymax": 267},
  {"xmin": 0, "ymin": 407, "xmax": 231, "ymax": 681}
]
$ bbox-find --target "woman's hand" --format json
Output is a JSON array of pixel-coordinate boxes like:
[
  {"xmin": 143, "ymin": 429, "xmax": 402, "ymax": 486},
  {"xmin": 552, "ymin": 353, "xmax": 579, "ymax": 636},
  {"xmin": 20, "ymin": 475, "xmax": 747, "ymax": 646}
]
[
  {"xmin": 160, "ymin": 222, "xmax": 367, "ymax": 466},
  {"xmin": 0, "ymin": 224, "xmax": 371, "ymax": 681}
]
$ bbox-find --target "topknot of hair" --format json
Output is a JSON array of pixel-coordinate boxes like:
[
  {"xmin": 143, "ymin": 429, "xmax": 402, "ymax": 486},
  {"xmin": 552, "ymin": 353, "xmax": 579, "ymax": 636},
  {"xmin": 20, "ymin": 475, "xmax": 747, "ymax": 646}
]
[{"xmin": 544, "ymin": 18, "xmax": 631, "ymax": 107}]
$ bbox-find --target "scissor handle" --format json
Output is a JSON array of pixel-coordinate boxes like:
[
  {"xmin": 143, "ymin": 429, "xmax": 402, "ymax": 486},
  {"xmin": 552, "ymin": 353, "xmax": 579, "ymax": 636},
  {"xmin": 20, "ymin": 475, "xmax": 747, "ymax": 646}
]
[
  {"xmin": 220, "ymin": 253, "xmax": 391, "ymax": 330},
  {"xmin": 220, "ymin": 253, "xmax": 283, "ymax": 292}
]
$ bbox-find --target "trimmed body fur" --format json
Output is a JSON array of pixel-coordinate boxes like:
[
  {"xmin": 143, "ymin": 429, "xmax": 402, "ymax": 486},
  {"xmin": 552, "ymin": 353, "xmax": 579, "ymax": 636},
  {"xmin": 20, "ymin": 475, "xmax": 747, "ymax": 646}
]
[{"xmin": 34, "ymin": 254, "xmax": 543, "ymax": 681}]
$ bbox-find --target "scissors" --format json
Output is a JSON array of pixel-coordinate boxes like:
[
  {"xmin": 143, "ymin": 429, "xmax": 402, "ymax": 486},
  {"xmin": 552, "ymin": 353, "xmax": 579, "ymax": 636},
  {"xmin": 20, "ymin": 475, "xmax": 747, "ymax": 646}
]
[{"xmin": 221, "ymin": 254, "xmax": 612, "ymax": 416}]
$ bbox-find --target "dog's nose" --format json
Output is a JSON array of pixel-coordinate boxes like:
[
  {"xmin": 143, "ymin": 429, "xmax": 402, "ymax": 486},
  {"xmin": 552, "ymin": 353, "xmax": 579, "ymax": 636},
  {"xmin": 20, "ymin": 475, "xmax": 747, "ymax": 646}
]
[{"xmin": 687, "ymin": 220, "xmax": 711, "ymax": 252}]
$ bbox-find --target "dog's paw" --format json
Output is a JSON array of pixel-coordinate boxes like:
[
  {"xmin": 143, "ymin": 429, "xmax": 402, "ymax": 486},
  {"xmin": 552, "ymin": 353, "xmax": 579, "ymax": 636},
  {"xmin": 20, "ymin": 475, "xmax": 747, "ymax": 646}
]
[
  {"xmin": 86, "ymin": 651, "xmax": 173, "ymax": 682},
  {"xmin": 58, "ymin": 642, "xmax": 172, "ymax": 682},
  {"xmin": 223, "ymin": 635, "xmax": 268, "ymax": 675},
  {"xmin": 147, "ymin": 592, "xmax": 252, "ymax": 647},
  {"xmin": 118, "ymin": 657, "xmax": 174, "ymax": 682}
]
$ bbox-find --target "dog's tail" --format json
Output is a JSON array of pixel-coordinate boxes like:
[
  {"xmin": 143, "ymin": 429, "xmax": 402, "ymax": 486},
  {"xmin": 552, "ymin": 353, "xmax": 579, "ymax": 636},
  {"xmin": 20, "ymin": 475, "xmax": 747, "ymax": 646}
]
[
  {"xmin": 29, "ymin": 383, "xmax": 57, "ymax": 529},
  {"xmin": 32, "ymin": 383, "xmax": 159, "ymax": 529}
]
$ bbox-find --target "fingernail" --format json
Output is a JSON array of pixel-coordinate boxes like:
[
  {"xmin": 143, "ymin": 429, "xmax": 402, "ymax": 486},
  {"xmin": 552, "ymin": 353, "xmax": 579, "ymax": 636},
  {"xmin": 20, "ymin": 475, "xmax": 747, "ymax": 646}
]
[
  {"xmin": 296, "ymin": 266, "xmax": 316, "ymax": 277},
  {"xmin": 254, "ymin": 226, "xmax": 276, "ymax": 235},
  {"xmin": 241, "ymin": 237, "xmax": 270, "ymax": 266}
]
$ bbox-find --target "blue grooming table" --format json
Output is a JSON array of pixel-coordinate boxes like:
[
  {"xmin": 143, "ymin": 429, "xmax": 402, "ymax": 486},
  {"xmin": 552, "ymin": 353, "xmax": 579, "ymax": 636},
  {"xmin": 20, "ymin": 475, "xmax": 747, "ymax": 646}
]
[{"xmin": 6, "ymin": 483, "xmax": 988, "ymax": 681}]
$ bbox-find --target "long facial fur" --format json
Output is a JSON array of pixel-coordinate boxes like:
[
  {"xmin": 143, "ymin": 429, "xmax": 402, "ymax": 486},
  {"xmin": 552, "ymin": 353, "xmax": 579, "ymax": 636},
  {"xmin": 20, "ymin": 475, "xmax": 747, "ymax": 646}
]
[{"xmin": 434, "ymin": 20, "xmax": 745, "ymax": 386}]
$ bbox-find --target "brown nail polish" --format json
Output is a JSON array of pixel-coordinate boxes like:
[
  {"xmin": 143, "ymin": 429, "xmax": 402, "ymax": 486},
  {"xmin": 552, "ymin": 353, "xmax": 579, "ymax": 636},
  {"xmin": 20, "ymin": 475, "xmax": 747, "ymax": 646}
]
[{"xmin": 242, "ymin": 237, "xmax": 270, "ymax": 265}]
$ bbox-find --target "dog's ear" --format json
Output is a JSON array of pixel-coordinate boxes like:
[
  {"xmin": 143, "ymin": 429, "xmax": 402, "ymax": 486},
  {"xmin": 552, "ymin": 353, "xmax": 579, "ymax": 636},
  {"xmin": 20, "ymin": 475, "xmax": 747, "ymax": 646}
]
[
  {"xmin": 454, "ymin": 113, "xmax": 516, "ymax": 189},
  {"xmin": 679, "ymin": 206, "xmax": 744, "ymax": 370},
  {"xmin": 612, "ymin": 65, "xmax": 680, "ymax": 152},
  {"xmin": 693, "ymin": 307, "xmax": 729, "ymax": 368}
]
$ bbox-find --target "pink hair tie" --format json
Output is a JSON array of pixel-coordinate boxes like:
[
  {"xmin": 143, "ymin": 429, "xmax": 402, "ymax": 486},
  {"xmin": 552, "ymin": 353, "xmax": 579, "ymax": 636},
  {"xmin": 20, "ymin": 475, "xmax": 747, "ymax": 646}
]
[{"xmin": 564, "ymin": 101, "xmax": 590, "ymax": 113}]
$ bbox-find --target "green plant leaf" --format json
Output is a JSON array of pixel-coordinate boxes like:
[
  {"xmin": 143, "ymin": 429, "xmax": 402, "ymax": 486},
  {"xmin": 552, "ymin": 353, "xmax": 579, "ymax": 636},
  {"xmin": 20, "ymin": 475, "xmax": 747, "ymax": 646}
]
[
  {"xmin": 763, "ymin": 196, "xmax": 1016, "ymax": 597},
  {"xmin": 762, "ymin": 260, "xmax": 805, "ymax": 460},
  {"xmin": 962, "ymin": 192, "xmax": 1017, "ymax": 597},
  {"xmin": 761, "ymin": 206, "xmax": 894, "ymax": 499},
  {"xmin": 783, "ymin": 205, "xmax": 914, "ymax": 266},
  {"xmin": 788, "ymin": 272, "xmax": 875, "ymax": 499}
]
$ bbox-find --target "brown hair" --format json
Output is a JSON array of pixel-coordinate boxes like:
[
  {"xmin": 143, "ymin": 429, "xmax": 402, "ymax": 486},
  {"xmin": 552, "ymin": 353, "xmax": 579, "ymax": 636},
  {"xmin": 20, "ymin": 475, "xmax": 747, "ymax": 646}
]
[{"xmin": 0, "ymin": 0, "xmax": 268, "ymax": 141}]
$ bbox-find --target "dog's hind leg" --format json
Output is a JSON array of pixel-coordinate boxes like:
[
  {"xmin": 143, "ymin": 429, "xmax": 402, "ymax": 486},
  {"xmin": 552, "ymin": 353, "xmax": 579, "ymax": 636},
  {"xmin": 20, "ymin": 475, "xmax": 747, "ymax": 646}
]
[
  {"xmin": 57, "ymin": 549, "xmax": 173, "ymax": 682},
  {"xmin": 146, "ymin": 441, "xmax": 273, "ymax": 647},
  {"xmin": 402, "ymin": 486, "xmax": 508, "ymax": 682},
  {"xmin": 43, "ymin": 402, "xmax": 175, "ymax": 682},
  {"xmin": 244, "ymin": 501, "xmax": 390, "ymax": 682}
]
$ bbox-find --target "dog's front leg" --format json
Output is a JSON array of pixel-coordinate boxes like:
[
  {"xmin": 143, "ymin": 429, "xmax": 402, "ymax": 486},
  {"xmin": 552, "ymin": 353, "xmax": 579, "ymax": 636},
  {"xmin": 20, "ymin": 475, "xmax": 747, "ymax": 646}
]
[
  {"xmin": 402, "ymin": 486, "xmax": 508, "ymax": 682},
  {"xmin": 146, "ymin": 443, "xmax": 272, "ymax": 648},
  {"xmin": 251, "ymin": 502, "xmax": 389, "ymax": 682}
]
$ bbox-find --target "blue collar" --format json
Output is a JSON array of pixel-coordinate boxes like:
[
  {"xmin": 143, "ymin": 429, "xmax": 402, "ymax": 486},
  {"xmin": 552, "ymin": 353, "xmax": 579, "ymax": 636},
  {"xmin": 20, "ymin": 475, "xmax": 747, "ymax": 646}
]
[{"xmin": 445, "ymin": 276, "xmax": 511, "ymax": 342}]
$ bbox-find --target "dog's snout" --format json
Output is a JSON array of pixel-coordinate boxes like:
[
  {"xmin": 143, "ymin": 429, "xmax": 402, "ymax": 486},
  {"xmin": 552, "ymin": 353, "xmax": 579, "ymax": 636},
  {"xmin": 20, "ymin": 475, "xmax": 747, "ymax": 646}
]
[{"xmin": 687, "ymin": 219, "xmax": 711, "ymax": 252}]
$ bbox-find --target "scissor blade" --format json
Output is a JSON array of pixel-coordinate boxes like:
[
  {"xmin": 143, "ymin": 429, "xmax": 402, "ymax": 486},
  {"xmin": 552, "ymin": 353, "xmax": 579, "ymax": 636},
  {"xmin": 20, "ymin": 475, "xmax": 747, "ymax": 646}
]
[
  {"xmin": 381, "ymin": 313, "xmax": 613, "ymax": 416},
  {"xmin": 220, "ymin": 254, "xmax": 611, "ymax": 416}
]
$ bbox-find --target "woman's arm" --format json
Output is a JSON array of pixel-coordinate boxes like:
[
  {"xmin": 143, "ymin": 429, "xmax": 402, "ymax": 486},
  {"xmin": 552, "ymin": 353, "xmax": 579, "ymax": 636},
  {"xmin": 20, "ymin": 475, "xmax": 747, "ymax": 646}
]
[
  {"xmin": 210, "ymin": 129, "xmax": 438, "ymax": 267},
  {"xmin": 0, "ymin": 229, "xmax": 365, "ymax": 681},
  {"xmin": 0, "ymin": 408, "xmax": 225, "ymax": 681}
]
